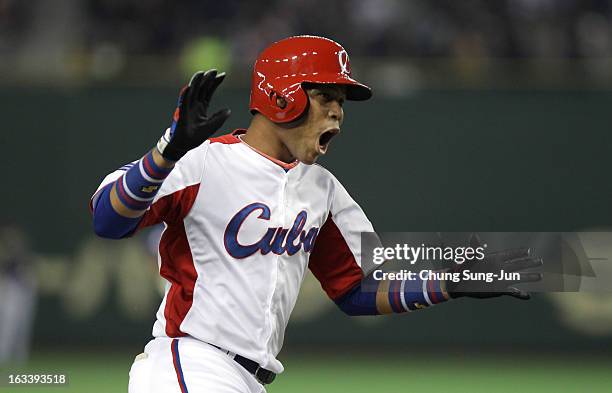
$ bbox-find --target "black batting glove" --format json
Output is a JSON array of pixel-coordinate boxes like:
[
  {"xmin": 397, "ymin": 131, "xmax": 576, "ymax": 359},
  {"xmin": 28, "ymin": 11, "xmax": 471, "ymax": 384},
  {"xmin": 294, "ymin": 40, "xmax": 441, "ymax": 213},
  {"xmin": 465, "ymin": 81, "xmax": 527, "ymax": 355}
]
[
  {"xmin": 446, "ymin": 235, "xmax": 543, "ymax": 300},
  {"xmin": 157, "ymin": 70, "xmax": 231, "ymax": 161}
]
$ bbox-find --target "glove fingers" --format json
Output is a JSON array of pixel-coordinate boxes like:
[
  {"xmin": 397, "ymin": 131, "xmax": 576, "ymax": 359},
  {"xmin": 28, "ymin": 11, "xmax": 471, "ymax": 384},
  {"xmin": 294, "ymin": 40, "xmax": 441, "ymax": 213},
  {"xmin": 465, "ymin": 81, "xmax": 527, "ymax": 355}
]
[
  {"xmin": 189, "ymin": 70, "xmax": 216, "ymax": 108},
  {"xmin": 196, "ymin": 69, "xmax": 219, "ymax": 108},
  {"xmin": 197, "ymin": 68, "xmax": 217, "ymax": 102},
  {"xmin": 488, "ymin": 248, "xmax": 531, "ymax": 263},
  {"xmin": 181, "ymin": 71, "xmax": 205, "ymax": 108},
  {"xmin": 201, "ymin": 108, "xmax": 231, "ymax": 132},
  {"xmin": 468, "ymin": 233, "xmax": 484, "ymax": 248},
  {"xmin": 188, "ymin": 71, "xmax": 205, "ymax": 89},
  {"xmin": 507, "ymin": 287, "xmax": 531, "ymax": 300},
  {"xmin": 508, "ymin": 272, "xmax": 543, "ymax": 285},
  {"xmin": 188, "ymin": 70, "xmax": 205, "ymax": 86},
  {"xmin": 504, "ymin": 257, "xmax": 543, "ymax": 272},
  {"xmin": 200, "ymin": 72, "xmax": 226, "ymax": 107}
]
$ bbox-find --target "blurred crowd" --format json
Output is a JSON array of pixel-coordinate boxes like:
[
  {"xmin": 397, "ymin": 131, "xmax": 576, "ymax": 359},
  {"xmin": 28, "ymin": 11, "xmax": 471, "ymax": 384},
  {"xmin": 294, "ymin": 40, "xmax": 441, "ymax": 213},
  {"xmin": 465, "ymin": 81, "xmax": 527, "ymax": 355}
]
[{"xmin": 2, "ymin": 0, "xmax": 612, "ymax": 85}]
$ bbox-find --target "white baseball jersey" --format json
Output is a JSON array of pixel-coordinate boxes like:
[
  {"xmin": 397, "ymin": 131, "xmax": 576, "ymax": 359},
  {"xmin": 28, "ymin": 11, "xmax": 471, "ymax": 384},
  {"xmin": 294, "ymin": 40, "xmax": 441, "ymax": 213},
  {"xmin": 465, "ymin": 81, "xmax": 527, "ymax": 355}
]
[{"xmin": 91, "ymin": 130, "xmax": 374, "ymax": 374}]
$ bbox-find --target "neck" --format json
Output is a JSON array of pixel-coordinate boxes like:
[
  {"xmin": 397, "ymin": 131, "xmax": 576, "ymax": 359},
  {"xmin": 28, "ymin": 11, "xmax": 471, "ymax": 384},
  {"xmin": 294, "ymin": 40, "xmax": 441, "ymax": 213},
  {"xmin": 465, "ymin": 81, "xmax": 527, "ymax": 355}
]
[{"xmin": 242, "ymin": 115, "xmax": 295, "ymax": 163}]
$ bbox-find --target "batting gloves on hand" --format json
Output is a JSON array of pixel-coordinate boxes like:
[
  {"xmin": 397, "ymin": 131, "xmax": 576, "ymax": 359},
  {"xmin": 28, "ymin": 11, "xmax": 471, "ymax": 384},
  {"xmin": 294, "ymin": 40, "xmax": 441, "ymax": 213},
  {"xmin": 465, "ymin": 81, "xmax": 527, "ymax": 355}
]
[
  {"xmin": 446, "ymin": 235, "xmax": 543, "ymax": 300},
  {"xmin": 157, "ymin": 70, "xmax": 231, "ymax": 161}
]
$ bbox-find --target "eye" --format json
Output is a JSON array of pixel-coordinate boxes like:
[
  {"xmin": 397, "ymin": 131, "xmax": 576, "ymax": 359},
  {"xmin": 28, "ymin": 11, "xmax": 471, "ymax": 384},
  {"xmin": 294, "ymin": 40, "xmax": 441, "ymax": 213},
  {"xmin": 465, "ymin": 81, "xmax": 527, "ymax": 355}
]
[
  {"xmin": 319, "ymin": 92, "xmax": 332, "ymax": 101},
  {"xmin": 315, "ymin": 89, "xmax": 344, "ymax": 106}
]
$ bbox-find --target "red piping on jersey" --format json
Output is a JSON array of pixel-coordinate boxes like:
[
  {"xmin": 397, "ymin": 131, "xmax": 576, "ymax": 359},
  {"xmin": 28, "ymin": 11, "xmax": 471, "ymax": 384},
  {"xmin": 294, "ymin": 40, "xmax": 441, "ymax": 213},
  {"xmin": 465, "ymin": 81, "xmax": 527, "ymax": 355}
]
[
  {"xmin": 135, "ymin": 184, "xmax": 200, "ymax": 337},
  {"xmin": 308, "ymin": 213, "xmax": 363, "ymax": 300},
  {"xmin": 159, "ymin": 219, "xmax": 198, "ymax": 337}
]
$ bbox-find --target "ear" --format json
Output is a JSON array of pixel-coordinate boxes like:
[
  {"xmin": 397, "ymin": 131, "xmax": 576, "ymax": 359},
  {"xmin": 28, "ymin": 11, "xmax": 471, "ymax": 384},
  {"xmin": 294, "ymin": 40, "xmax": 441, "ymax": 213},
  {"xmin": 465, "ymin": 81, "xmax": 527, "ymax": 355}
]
[
  {"xmin": 276, "ymin": 96, "xmax": 287, "ymax": 109},
  {"xmin": 277, "ymin": 96, "xmax": 311, "ymax": 129}
]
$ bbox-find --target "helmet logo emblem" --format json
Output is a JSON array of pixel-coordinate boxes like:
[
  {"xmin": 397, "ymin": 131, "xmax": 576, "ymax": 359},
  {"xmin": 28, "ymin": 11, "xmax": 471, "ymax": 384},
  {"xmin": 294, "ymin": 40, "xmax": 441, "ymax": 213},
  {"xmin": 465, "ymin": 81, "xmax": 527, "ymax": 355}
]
[{"xmin": 338, "ymin": 50, "xmax": 350, "ymax": 75}]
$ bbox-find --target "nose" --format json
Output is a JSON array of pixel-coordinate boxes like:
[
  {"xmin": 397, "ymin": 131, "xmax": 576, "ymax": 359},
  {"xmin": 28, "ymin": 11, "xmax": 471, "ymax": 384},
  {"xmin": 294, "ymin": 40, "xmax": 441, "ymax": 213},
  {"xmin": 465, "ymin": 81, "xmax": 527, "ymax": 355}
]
[{"xmin": 328, "ymin": 101, "xmax": 343, "ymax": 124}]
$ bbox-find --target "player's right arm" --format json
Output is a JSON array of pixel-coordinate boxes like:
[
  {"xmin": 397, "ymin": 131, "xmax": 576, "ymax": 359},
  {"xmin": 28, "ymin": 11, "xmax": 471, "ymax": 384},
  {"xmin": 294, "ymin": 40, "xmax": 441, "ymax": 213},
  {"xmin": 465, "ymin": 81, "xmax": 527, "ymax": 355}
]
[{"xmin": 91, "ymin": 70, "xmax": 231, "ymax": 239}]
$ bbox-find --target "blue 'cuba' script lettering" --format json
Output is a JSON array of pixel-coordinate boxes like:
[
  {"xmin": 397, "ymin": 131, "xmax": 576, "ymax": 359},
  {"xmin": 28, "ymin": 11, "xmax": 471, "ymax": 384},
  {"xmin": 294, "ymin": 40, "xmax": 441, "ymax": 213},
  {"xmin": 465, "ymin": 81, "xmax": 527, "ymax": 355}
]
[{"xmin": 224, "ymin": 202, "xmax": 319, "ymax": 259}]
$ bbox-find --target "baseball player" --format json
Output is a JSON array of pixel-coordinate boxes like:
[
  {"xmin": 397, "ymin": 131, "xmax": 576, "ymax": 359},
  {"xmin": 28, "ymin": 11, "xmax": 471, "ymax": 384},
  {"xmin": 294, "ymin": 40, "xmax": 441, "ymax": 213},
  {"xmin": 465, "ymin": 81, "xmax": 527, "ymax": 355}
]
[{"xmin": 90, "ymin": 35, "xmax": 542, "ymax": 393}]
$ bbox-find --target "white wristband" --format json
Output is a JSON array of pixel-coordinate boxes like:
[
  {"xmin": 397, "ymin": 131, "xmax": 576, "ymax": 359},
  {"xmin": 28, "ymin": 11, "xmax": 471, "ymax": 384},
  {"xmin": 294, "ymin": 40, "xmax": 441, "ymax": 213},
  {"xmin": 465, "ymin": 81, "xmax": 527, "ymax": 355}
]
[{"xmin": 156, "ymin": 128, "xmax": 172, "ymax": 156}]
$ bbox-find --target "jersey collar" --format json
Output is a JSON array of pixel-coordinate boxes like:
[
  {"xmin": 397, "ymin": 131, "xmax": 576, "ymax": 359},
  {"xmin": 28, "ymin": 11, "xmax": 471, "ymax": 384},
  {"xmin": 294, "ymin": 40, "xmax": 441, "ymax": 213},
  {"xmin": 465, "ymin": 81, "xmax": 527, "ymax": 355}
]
[{"xmin": 231, "ymin": 129, "xmax": 300, "ymax": 171}]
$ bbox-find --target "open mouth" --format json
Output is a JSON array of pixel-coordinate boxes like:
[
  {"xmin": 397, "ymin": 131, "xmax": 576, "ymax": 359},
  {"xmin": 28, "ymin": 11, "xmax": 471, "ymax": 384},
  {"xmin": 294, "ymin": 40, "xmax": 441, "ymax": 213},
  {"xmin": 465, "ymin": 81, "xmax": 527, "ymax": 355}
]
[{"xmin": 318, "ymin": 128, "xmax": 340, "ymax": 152}]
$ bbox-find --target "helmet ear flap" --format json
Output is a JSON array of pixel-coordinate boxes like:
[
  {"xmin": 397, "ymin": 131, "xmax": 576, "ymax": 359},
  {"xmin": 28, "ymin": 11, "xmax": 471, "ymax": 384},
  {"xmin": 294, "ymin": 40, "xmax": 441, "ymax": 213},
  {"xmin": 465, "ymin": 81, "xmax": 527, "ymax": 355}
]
[{"xmin": 268, "ymin": 86, "xmax": 308, "ymax": 123}]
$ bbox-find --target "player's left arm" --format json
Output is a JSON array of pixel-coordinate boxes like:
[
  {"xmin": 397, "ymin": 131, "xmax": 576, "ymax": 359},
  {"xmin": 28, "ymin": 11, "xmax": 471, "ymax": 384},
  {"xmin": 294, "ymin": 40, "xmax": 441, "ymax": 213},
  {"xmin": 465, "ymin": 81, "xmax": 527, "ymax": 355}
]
[
  {"xmin": 334, "ymin": 272, "xmax": 450, "ymax": 315},
  {"xmin": 309, "ymin": 177, "xmax": 542, "ymax": 316},
  {"xmin": 335, "ymin": 247, "xmax": 542, "ymax": 316},
  {"xmin": 308, "ymin": 175, "xmax": 442, "ymax": 315}
]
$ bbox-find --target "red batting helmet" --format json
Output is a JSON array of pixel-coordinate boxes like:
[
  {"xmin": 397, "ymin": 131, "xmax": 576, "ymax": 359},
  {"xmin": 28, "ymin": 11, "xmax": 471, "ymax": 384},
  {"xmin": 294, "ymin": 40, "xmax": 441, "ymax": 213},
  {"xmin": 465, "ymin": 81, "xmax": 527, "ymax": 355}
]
[{"xmin": 249, "ymin": 35, "xmax": 372, "ymax": 123}]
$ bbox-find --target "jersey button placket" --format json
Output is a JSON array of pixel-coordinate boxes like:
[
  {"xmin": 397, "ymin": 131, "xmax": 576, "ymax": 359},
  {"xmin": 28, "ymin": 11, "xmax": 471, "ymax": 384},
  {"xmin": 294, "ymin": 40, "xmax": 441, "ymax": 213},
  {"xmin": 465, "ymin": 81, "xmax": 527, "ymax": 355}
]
[
  {"xmin": 264, "ymin": 173, "xmax": 287, "ymax": 355},
  {"xmin": 273, "ymin": 174, "xmax": 289, "ymax": 303}
]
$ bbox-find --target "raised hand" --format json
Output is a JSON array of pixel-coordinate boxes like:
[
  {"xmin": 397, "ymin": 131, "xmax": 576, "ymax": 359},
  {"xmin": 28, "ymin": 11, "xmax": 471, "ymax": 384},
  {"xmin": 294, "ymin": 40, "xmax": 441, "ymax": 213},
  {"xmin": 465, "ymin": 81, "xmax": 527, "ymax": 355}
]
[{"xmin": 157, "ymin": 70, "xmax": 231, "ymax": 161}]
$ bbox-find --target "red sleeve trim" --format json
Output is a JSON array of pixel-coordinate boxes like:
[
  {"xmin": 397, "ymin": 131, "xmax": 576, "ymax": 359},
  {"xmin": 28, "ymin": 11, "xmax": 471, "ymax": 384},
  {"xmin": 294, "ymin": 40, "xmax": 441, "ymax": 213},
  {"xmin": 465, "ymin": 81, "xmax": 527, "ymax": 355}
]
[{"xmin": 308, "ymin": 214, "xmax": 364, "ymax": 301}]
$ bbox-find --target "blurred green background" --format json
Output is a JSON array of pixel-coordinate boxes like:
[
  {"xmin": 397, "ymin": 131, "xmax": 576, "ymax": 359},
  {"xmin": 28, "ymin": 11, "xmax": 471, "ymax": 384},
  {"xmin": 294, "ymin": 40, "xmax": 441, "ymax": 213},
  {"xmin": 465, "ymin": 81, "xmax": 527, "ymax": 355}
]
[{"xmin": 3, "ymin": 1, "xmax": 612, "ymax": 392}]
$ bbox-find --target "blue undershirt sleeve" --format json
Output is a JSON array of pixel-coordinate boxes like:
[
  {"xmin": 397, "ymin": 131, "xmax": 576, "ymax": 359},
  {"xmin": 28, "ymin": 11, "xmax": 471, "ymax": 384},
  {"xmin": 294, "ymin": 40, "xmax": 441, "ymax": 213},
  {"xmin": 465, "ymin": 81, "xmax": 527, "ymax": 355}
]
[{"xmin": 92, "ymin": 184, "xmax": 142, "ymax": 239}]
